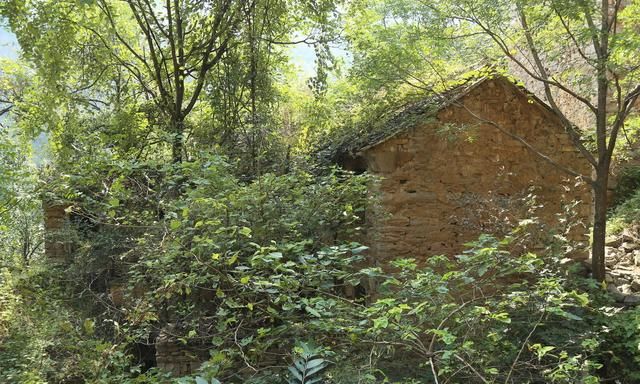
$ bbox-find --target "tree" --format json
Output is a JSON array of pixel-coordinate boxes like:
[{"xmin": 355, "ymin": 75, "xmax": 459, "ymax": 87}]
[
  {"xmin": 92, "ymin": 0, "xmax": 243, "ymax": 163},
  {"xmin": 2, "ymin": 0, "xmax": 343, "ymax": 167}
]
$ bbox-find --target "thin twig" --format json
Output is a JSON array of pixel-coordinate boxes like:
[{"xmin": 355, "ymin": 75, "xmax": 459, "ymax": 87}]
[
  {"xmin": 504, "ymin": 310, "xmax": 546, "ymax": 383},
  {"xmin": 430, "ymin": 357, "xmax": 440, "ymax": 384},
  {"xmin": 234, "ymin": 319, "xmax": 258, "ymax": 372},
  {"xmin": 454, "ymin": 353, "xmax": 490, "ymax": 384}
]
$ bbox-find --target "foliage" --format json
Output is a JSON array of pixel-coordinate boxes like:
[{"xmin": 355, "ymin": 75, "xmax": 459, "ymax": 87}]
[
  {"xmin": 117, "ymin": 163, "xmax": 372, "ymax": 380},
  {"xmin": 287, "ymin": 342, "xmax": 329, "ymax": 384},
  {"xmin": 21, "ymin": 157, "xmax": 372, "ymax": 382},
  {"xmin": 608, "ymin": 168, "xmax": 640, "ymax": 235},
  {"xmin": 345, "ymin": 0, "xmax": 483, "ymax": 98},
  {"xmin": 613, "ymin": 165, "xmax": 640, "ymax": 207},
  {"xmin": 343, "ymin": 231, "xmax": 601, "ymax": 383},
  {"xmin": 0, "ymin": 265, "xmax": 142, "ymax": 384},
  {"xmin": 598, "ymin": 306, "xmax": 640, "ymax": 382}
]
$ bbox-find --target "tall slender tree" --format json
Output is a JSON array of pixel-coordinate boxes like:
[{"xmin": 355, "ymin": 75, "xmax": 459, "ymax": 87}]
[{"xmin": 92, "ymin": 0, "xmax": 243, "ymax": 163}]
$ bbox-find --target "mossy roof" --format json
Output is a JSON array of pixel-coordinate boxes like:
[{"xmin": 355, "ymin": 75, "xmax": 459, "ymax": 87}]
[{"xmin": 319, "ymin": 73, "xmax": 556, "ymax": 164}]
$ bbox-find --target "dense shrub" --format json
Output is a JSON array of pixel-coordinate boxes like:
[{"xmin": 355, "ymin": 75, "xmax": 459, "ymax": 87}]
[
  {"xmin": 608, "ymin": 189, "xmax": 640, "ymax": 235},
  {"xmin": 6, "ymin": 156, "xmax": 640, "ymax": 383}
]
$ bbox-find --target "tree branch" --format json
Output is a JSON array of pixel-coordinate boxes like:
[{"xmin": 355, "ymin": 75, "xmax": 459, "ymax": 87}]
[{"xmin": 453, "ymin": 100, "xmax": 592, "ymax": 183}]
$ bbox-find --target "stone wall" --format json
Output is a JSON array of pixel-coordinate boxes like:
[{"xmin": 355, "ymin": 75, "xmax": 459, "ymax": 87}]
[
  {"xmin": 43, "ymin": 203, "xmax": 72, "ymax": 263},
  {"xmin": 41, "ymin": 204, "xmax": 206, "ymax": 376},
  {"xmin": 361, "ymin": 78, "xmax": 592, "ymax": 263},
  {"xmin": 508, "ymin": 52, "xmax": 597, "ymax": 133},
  {"xmin": 155, "ymin": 327, "xmax": 208, "ymax": 376}
]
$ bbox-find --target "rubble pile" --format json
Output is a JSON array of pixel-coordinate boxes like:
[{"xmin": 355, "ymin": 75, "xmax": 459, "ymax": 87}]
[{"xmin": 603, "ymin": 226, "xmax": 640, "ymax": 305}]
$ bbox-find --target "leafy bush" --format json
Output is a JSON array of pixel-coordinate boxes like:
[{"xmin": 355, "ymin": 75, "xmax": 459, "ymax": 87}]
[
  {"xmin": 287, "ymin": 342, "xmax": 329, "ymax": 384},
  {"xmin": 0, "ymin": 265, "xmax": 151, "ymax": 384},
  {"xmin": 612, "ymin": 165, "xmax": 640, "ymax": 208},
  {"xmin": 12, "ymin": 153, "xmax": 640, "ymax": 383},
  {"xmin": 608, "ymin": 188, "xmax": 640, "ymax": 235},
  {"xmin": 608, "ymin": 165, "xmax": 640, "ymax": 235},
  {"xmin": 74, "ymin": 158, "xmax": 376, "ymax": 380},
  {"xmin": 341, "ymin": 233, "xmax": 602, "ymax": 383}
]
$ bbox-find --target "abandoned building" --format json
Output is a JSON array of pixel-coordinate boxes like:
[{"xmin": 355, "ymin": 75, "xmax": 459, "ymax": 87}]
[
  {"xmin": 330, "ymin": 75, "xmax": 593, "ymax": 262},
  {"xmin": 43, "ymin": 199, "xmax": 208, "ymax": 375},
  {"xmin": 42, "ymin": 75, "xmax": 595, "ymax": 376}
]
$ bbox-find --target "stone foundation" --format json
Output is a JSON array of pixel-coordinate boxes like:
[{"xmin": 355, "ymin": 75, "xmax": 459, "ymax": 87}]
[{"xmin": 602, "ymin": 226, "xmax": 640, "ymax": 305}]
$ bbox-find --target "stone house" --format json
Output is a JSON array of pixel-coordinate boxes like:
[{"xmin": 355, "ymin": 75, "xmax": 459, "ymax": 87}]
[
  {"xmin": 332, "ymin": 75, "xmax": 593, "ymax": 263},
  {"xmin": 43, "ymin": 202, "xmax": 72, "ymax": 263}
]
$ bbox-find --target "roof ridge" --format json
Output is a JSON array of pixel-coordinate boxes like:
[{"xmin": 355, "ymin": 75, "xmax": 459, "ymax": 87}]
[{"xmin": 316, "ymin": 71, "xmax": 556, "ymax": 164}]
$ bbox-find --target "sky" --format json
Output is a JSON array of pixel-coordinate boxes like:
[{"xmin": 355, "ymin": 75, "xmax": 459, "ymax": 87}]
[
  {"xmin": 289, "ymin": 44, "xmax": 316, "ymax": 76},
  {"xmin": 0, "ymin": 25, "xmax": 348, "ymax": 77},
  {"xmin": 0, "ymin": 27, "xmax": 18, "ymax": 60}
]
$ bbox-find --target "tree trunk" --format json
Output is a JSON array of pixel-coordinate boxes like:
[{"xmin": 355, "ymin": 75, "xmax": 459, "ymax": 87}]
[
  {"xmin": 591, "ymin": 167, "xmax": 608, "ymax": 282},
  {"xmin": 590, "ymin": 4, "xmax": 609, "ymax": 282}
]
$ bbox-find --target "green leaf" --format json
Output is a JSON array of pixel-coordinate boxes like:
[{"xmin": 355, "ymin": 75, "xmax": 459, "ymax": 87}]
[
  {"xmin": 373, "ymin": 316, "xmax": 389, "ymax": 329},
  {"xmin": 432, "ymin": 329, "xmax": 457, "ymax": 345},
  {"xmin": 239, "ymin": 226, "xmax": 252, "ymax": 237},
  {"xmin": 227, "ymin": 253, "xmax": 238, "ymax": 265},
  {"xmin": 306, "ymin": 377, "xmax": 324, "ymax": 384},
  {"xmin": 83, "ymin": 318, "xmax": 95, "ymax": 335},
  {"xmin": 289, "ymin": 366, "xmax": 303, "ymax": 381},
  {"xmin": 305, "ymin": 306, "xmax": 322, "ymax": 318},
  {"xmin": 267, "ymin": 252, "xmax": 283, "ymax": 260},
  {"xmin": 306, "ymin": 363, "xmax": 326, "ymax": 377},
  {"xmin": 530, "ymin": 344, "xmax": 556, "ymax": 360},
  {"xmin": 306, "ymin": 358, "xmax": 326, "ymax": 370},
  {"xmin": 491, "ymin": 312, "xmax": 511, "ymax": 324},
  {"xmin": 351, "ymin": 245, "xmax": 369, "ymax": 254}
]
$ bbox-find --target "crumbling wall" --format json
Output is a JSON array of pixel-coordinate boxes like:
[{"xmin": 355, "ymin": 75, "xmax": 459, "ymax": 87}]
[
  {"xmin": 42, "ymin": 203, "xmax": 206, "ymax": 376},
  {"xmin": 155, "ymin": 327, "xmax": 208, "ymax": 376},
  {"xmin": 43, "ymin": 203, "xmax": 72, "ymax": 262},
  {"xmin": 363, "ymin": 78, "xmax": 592, "ymax": 263}
]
